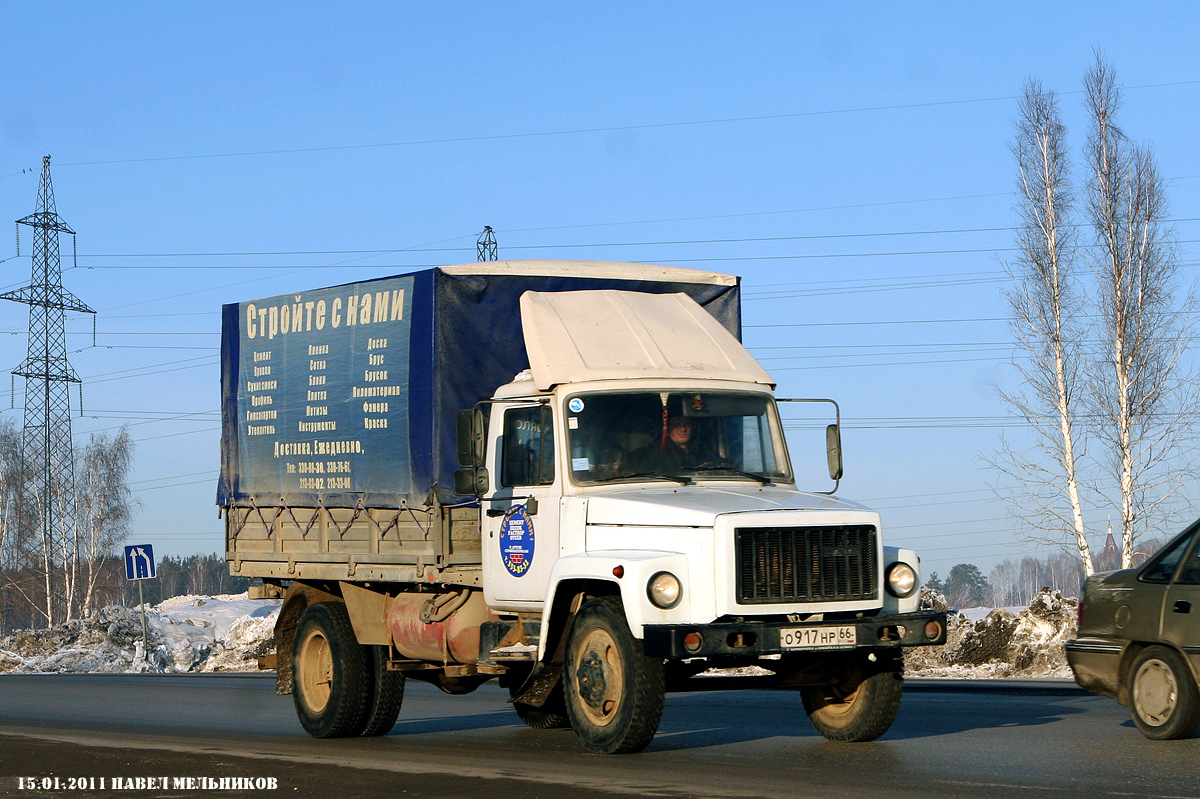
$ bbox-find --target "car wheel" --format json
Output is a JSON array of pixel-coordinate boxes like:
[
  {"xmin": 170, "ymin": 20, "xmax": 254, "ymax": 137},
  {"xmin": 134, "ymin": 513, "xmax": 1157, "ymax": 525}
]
[{"xmin": 1129, "ymin": 645, "xmax": 1200, "ymax": 740}]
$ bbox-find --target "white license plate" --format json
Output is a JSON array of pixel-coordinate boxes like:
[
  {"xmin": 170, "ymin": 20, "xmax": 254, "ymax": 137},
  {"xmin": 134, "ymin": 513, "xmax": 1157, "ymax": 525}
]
[{"xmin": 780, "ymin": 625, "xmax": 856, "ymax": 650}]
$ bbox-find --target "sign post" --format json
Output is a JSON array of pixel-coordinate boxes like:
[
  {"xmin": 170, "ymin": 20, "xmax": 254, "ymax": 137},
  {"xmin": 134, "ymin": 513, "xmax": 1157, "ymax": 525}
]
[{"xmin": 124, "ymin": 544, "xmax": 156, "ymax": 657}]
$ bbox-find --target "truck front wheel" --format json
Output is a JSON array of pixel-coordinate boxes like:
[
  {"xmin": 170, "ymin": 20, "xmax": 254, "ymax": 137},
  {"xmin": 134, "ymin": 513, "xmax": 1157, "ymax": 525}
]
[
  {"xmin": 292, "ymin": 602, "xmax": 370, "ymax": 738},
  {"xmin": 511, "ymin": 681, "xmax": 571, "ymax": 730},
  {"xmin": 801, "ymin": 652, "xmax": 903, "ymax": 742},
  {"xmin": 563, "ymin": 596, "xmax": 665, "ymax": 754}
]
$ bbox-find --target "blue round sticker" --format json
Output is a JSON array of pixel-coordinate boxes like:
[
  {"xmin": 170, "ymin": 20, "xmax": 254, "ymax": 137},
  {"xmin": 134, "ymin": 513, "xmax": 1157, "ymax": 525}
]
[
  {"xmin": 568, "ymin": 397, "xmax": 585, "ymax": 413},
  {"xmin": 499, "ymin": 504, "xmax": 536, "ymax": 577}
]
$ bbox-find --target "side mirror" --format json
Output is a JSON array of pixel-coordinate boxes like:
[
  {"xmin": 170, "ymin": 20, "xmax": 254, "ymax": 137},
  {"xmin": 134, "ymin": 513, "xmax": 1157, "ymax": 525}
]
[
  {"xmin": 826, "ymin": 424, "xmax": 843, "ymax": 481},
  {"xmin": 454, "ymin": 466, "xmax": 489, "ymax": 496},
  {"xmin": 456, "ymin": 408, "xmax": 487, "ymax": 467}
]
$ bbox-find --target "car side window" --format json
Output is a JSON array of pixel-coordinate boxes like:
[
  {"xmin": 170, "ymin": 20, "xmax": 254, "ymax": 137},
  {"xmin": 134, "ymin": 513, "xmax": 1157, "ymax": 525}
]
[
  {"xmin": 1175, "ymin": 539, "xmax": 1200, "ymax": 585},
  {"xmin": 1141, "ymin": 531, "xmax": 1195, "ymax": 584},
  {"xmin": 501, "ymin": 405, "xmax": 554, "ymax": 487}
]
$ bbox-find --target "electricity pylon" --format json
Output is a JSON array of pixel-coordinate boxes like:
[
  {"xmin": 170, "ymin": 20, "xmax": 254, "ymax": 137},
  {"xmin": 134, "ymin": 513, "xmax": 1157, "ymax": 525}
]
[
  {"xmin": 1, "ymin": 155, "xmax": 94, "ymax": 624},
  {"xmin": 476, "ymin": 226, "xmax": 497, "ymax": 261}
]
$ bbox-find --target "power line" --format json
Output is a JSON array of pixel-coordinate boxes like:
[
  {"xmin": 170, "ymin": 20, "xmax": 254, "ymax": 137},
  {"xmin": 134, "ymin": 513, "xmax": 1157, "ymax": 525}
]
[
  {"xmin": 752, "ymin": 340, "xmax": 1011, "ymax": 350},
  {"xmin": 131, "ymin": 477, "xmax": 217, "ymax": 493},
  {"xmin": 761, "ymin": 345, "xmax": 1012, "ymax": 362},
  {"xmin": 48, "ymin": 79, "xmax": 1200, "ymax": 169},
  {"xmin": 772, "ymin": 355, "xmax": 1007, "ymax": 371},
  {"xmin": 129, "ymin": 469, "xmax": 217, "ymax": 486},
  {"xmin": 857, "ymin": 488, "xmax": 994, "ymax": 503},
  {"xmin": 53, "ymin": 94, "xmax": 1032, "ymax": 168},
  {"xmin": 745, "ymin": 317, "xmax": 1006, "ymax": 329},
  {"xmin": 0, "ymin": 355, "xmax": 220, "ymax": 403},
  {"xmin": 55, "ymin": 221, "xmax": 1200, "ymax": 261}
]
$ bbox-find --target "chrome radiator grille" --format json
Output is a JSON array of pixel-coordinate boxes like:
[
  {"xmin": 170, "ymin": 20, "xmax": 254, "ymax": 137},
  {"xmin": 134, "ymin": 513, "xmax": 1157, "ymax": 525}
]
[{"xmin": 735, "ymin": 525, "xmax": 877, "ymax": 604}]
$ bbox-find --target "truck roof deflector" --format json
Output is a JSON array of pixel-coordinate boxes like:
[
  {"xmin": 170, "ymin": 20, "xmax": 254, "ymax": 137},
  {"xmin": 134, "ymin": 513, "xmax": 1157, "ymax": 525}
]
[{"xmin": 519, "ymin": 290, "xmax": 776, "ymax": 391}]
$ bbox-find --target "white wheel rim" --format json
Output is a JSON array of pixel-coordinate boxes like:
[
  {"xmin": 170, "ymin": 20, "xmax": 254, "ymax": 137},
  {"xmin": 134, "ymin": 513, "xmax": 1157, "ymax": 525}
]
[{"xmin": 1134, "ymin": 658, "xmax": 1178, "ymax": 727}]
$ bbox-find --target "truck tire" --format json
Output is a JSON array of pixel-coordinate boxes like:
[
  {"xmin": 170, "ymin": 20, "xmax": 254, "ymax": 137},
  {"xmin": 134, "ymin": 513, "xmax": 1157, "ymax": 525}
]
[
  {"xmin": 356, "ymin": 645, "xmax": 405, "ymax": 737},
  {"xmin": 801, "ymin": 653, "xmax": 903, "ymax": 742},
  {"xmin": 563, "ymin": 596, "xmax": 665, "ymax": 754},
  {"xmin": 1129, "ymin": 646, "xmax": 1200, "ymax": 740},
  {"xmin": 511, "ymin": 682, "xmax": 572, "ymax": 730},
  {"xmin": 292, "ymin": 602, "xmax": 370, "ymax": 738}
]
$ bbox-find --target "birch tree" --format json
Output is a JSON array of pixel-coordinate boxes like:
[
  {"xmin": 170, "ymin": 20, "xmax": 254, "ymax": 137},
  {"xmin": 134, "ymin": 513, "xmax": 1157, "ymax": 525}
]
[
  {"xmin": 990, "ymin": 79, "xmax": 1094, "ymax": 573},
  {"xmin": 1084, "ymin": 54, "xmax": 1196, "ymax": 568},
  {"xmin": 0, "ymin": 420, "xmax": 24, "ymax": 633},
  {"xmin": 73, "ymin": 429, "xmax": 136, "ymax": 618},
  {"xmin": 0, "ymin": 423, "xmax": 136, "ymax": 627}
]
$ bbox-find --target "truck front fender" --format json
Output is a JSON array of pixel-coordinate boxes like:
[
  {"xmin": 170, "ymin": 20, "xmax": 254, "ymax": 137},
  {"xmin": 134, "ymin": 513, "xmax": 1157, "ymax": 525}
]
[{"xmin": 538, "ymin": 550, "xmax": 690, "ymax": 660}]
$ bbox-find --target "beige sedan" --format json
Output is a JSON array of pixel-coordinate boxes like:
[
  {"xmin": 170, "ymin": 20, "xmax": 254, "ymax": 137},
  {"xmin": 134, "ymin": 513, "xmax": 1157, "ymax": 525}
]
[{"xmin": 1067, "ymin": 521, "xmax": 1200, "ymax": 739}]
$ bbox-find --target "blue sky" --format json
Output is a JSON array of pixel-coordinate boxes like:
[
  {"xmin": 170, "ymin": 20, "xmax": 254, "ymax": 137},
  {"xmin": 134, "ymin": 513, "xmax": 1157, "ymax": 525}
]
[{"xmin": 1, "ymin": 3, "xmax": 1198, "ymax": 578}]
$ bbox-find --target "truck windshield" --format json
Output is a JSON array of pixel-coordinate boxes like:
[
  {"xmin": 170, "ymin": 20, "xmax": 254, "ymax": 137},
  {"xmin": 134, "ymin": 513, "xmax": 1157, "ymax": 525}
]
[{"xmin": 564, "ymin": 391, "xmax": 792, "ymax": 485}]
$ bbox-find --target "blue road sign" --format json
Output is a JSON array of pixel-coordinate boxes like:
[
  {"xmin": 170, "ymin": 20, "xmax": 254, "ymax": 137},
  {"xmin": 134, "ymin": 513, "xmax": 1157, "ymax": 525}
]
[{"xmin": 124, "ymin": 544, "xmax": 156, "ymax": 580}]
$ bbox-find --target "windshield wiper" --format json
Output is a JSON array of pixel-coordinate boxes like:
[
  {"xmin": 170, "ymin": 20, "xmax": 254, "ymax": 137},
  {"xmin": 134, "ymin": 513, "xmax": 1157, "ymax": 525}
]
[
  {"xmin": 682, "ymin": 466, "xmax": 774, "ymax": 485},
  {"xmin": 592, "ymin": 471, "xmax": 693, "ymax": 486}
]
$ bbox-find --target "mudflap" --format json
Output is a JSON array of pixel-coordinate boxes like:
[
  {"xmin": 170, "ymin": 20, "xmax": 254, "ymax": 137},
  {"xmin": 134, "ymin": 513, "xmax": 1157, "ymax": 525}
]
[{"xmin": 510, "ymin": 661, "xmax": 564, "ymax": 708}]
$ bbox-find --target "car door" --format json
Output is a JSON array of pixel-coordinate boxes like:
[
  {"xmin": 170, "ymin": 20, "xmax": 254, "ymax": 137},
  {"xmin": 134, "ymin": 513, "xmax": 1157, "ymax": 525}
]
[
  {"xmin": 481, "ymin": 402, "xmax": 561, "ymax": 608},
  {"xmin": 1161, "ymin": 531, "xmax": 1200, "ymax": 675}
]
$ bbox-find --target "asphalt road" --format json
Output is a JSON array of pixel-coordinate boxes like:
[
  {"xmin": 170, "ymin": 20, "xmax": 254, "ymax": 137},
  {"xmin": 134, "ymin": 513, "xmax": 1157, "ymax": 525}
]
[{"xmin": 0, "ymin": 675, "xmax": 1197, "ymax": 799}]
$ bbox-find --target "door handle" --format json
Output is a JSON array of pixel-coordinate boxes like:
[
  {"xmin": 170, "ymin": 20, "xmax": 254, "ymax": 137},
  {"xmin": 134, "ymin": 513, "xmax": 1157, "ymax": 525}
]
[
  {"xmin": 1174, "ymin": 600, "xmax": 1192, "ymax": 614},
  {"xmin": 485, "ymin": 496, "xmax": 539, "ymax": 517}
]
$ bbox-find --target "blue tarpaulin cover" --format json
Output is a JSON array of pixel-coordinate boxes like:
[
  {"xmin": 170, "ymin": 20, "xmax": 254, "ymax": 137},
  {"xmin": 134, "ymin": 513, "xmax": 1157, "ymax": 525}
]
[{"xmin": 218, "ymin": 262, "xmax": 741, "ymax": 509}]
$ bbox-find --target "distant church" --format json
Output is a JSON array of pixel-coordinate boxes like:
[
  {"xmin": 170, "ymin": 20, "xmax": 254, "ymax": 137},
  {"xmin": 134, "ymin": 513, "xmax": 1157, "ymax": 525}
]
[{"xmin": 1095, "ymin": 524, "xmax": 1121, "ymax": 571}]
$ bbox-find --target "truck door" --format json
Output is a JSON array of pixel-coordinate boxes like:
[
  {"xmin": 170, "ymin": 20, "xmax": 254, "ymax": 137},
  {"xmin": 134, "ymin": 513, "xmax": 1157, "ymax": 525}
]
[{"xmin": 482, "ymin": 402, "xmax": 561, "ymax": 608}]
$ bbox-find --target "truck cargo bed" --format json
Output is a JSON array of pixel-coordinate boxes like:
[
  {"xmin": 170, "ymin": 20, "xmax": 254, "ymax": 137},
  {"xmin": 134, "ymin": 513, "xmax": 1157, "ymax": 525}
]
[{"xmin": 226, "ymin": 503, "xmax": 482, "ymax": 585}]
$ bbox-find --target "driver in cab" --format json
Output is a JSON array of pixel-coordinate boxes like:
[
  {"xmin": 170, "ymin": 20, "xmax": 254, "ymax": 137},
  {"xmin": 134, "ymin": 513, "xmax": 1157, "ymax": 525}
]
[{"xmin": 637, "ymin": 415, "xmax": 701, "ymax": 474}]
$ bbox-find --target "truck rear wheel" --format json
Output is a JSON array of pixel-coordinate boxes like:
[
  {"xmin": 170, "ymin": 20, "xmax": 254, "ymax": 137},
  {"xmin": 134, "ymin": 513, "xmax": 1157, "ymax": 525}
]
[
  {"xmin": 801, "ymin": 653, "xmax": 903, "ymax": 742},
  {"xmin": 292, "ymin": 602, "xmax": 370, "ymax": 738},
  {"xmin": 563, "ymin": 596, "xmax": 665, "ymax": 754},
  {"xmin": 356, "ymin": 645, "xmax": 405, "ymax": 737}
]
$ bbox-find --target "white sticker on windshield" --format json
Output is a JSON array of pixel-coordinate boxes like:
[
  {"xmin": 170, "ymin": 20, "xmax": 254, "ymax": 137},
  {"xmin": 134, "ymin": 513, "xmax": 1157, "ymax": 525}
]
[
  {"xmin": 568, "ymin": 417, "xmax": 579, "ymax": 429},
  {"xmin": 572, "ymin": 457, "xmax": 590, "ymax": 471}
]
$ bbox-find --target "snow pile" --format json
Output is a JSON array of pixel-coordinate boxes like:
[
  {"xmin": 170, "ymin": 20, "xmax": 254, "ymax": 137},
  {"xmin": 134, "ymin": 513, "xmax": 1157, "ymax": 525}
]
[
  {"xmin": 905, "ymin": 587, "xmax": 1078, "ymax": 678},
  {"xmin": 1, "ymin": 588, "xmax": 1080, "ymax": 679},
  {"xmin": 154, "ymin": 594, "xmax": 280, "ymax": 672},
  {"xmin": 0, "ymin": 593, "xmax": 280, "ymax": 674},
  {"xmin": 0, "ymin": 605, "xmax": 161, "ymax": 673}
]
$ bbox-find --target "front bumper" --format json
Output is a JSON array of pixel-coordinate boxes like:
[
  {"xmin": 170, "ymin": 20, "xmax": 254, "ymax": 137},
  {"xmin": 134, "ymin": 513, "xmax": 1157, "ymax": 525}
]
[{"xmin": 642, "ymin": 610, "xmax": 948, "ymax": 659}]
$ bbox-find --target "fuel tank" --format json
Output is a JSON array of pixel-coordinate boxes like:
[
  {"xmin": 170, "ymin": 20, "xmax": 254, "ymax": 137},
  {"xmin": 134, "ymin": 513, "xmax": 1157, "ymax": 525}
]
[{"xmin": 386, "ymin": 589, "xmax": 498, "ymax": 663}]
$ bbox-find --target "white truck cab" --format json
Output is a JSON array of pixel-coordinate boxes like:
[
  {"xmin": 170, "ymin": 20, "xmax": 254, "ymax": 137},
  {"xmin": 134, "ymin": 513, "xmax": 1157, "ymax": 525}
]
[{"xmin": 455, "ymin": 289, "xmax": 945, "ymax": 752}]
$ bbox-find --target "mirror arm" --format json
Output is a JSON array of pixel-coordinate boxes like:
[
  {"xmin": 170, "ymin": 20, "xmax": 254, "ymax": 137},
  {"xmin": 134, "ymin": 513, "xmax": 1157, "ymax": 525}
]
[{"xmin": 777, "ymin": 397, "xmax": 843, "ymax": 495}]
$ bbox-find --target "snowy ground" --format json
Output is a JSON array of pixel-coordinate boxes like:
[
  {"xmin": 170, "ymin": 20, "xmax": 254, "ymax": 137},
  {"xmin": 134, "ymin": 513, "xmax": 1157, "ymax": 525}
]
[
  {"xmin": 0, "ymin": 588, "xmax": 1078, "ymax": 678},
  {"xmin": 0, "ymin": 594, "xmax": 281, "ymax": 674}
]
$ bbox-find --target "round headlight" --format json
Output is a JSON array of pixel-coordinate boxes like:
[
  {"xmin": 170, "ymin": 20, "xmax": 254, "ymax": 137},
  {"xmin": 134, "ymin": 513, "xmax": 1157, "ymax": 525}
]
[
  {"xmin": 647, "ymin": 571, "xmax": 682, "ymax": 609},
  {"xmin": 886, "ymin": 562, "xmax": 917, "ymax": 598}
]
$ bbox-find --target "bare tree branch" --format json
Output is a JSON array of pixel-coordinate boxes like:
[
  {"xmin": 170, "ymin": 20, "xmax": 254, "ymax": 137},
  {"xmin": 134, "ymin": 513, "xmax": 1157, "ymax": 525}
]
[
  {"xmin": 991, "ymin": 77, "xmax": 1093, "ymax": 573},
  {"xmin": 1083, "ymin": 51, "xmax": 1197, "ymax": 567}
]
